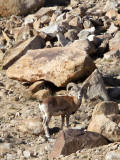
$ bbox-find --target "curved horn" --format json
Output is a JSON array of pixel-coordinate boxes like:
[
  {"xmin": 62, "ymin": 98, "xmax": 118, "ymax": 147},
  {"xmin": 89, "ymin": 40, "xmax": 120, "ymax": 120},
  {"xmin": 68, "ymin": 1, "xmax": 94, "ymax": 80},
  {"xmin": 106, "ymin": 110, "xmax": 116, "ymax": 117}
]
[{"xmin": 66, "ymin": 82, "xmax": 79, "ymax": 92}]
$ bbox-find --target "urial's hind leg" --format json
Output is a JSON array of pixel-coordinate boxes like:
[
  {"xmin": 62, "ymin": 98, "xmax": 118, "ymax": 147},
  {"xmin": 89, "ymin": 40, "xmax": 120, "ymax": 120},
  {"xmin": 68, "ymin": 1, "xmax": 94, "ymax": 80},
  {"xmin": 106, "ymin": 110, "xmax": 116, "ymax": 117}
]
[
  {"xmin": 66, "ymin": 114, "xmax": 70, "ymax": 128},
  {"xmin": 61, "ymin": 115, "xmax": 65, "ymax": 129},
  {"xmin": 43, "ymin": 115, "xmax": 51, "ymax": 138}
]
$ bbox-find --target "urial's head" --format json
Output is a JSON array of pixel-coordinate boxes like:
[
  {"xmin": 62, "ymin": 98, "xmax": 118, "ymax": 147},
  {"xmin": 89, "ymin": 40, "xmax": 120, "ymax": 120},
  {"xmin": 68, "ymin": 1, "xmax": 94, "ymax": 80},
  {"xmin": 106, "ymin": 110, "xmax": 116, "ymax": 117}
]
[
  {"xmin": 77, "ymin": 88, "xmax": 82, "ymax": 100},
  {"xmin": 68, "ymin": 89, "xmax": 82, "ymax": 100}
]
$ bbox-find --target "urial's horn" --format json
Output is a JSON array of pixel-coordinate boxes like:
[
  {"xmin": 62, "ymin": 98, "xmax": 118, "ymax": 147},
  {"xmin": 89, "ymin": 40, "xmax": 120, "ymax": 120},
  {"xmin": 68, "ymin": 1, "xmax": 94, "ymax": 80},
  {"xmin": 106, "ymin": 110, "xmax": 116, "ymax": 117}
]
[{"xmin": 66, "ymin": 82, "xmax": 79, "ymax": 92}]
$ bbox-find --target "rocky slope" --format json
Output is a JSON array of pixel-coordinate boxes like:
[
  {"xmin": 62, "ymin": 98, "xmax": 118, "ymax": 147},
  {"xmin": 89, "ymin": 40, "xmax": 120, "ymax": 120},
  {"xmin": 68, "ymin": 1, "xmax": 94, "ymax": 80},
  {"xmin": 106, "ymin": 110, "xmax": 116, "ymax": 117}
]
[{"xmin": 0, "ymin": 0, "xmax": 120, "ymax": 159}]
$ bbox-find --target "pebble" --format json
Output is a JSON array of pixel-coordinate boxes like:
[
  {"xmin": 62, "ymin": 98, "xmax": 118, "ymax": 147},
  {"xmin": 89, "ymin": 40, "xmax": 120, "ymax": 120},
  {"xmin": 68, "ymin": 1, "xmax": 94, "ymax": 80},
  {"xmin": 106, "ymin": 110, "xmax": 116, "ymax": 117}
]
[{"xmin": 23, "ymin": 150, "xmax": 31, "ymax": 158}]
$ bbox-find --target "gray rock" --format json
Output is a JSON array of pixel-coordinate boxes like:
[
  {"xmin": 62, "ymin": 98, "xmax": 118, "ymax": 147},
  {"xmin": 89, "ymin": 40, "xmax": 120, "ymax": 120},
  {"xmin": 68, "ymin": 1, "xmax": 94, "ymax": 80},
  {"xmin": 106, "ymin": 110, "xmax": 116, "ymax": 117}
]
[
  {"xmin": 84, "ymin": 69, "xmax": 110, "ymax": 101},
  {"xmin": 78, "ymin": 27, "xmax": 95, "ymax": 40},
  {"xmin": 103, "ymin": 0, "xmax": 118, "ymax": 12},
  {"xmin": 41, "ymin": 13, "xmax": 68, "ymax": 37},
  {"xmin": 42, "ymin": 23, "xmax": 62, "ymax": 37},
  {"xmin": 56, "ymin": 32, "xmax": 71, "ymax": 46}
]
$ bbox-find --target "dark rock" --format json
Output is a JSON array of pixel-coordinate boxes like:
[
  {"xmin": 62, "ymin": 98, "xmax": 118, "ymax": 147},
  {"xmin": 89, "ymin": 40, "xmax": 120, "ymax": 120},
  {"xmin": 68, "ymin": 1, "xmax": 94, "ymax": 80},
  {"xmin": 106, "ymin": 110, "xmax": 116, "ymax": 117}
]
[{"xmin": 49, "ymin": 129, "xmax": 108, "ymax": 160}]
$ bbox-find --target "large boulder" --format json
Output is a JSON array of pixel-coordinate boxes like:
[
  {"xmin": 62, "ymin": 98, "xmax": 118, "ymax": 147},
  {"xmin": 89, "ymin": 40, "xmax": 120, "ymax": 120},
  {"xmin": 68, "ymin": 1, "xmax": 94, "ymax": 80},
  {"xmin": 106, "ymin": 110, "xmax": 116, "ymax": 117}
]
[
  {"xmin": 88, "ymin": 114, "xmax": 120, "ymax": 142},
  {"xmin": 83, "ymin": 69, "xmax": 110, "ymax": 101},
  {"xmin": 6, "ymin": 47, "xmax": 96, "ymax": 87},
  {"xmin": 88, "ymin": 101, "xmax": 120, "ymax": 142},
  {"xmin": 0, "ymin": 0, "xmax": 45, "ymax": 17},
  {"xmin": 49, "ymin": 129, "xmax": 108, "ymax": 160}
]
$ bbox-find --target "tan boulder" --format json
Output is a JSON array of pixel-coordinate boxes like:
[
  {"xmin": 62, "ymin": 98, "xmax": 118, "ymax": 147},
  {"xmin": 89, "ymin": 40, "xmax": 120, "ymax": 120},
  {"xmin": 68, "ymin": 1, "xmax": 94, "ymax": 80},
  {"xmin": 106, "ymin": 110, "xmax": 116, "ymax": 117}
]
[
  {"xmin": 109, "ymin": 36, "xmax": 120, "ymax": 51},
  {"xmin": 29, "ymin": 81, "xmax": 45, "ymax": 93},
  {"xmin": 3, "ymin": 35, "xmax": 45, "ymax": 69},
  {"xmin": 49, "ymin": 129, "xmax": 108, "ymax": 160},
  {"xmin": 68, "ymin": 39, "xmax": 96, "ymax": 55},
  {"xmin": 35, "ymin": 7, "xmax": 57, "ymax": 19},
  {"xmin": 106, "ymin": 9, "xmax": 118, "ymax": 19},
  {"xmin": 88, "ymin": 100, "xmax": 120, "ymax": 142},
  {"xmin": 92, "ymin": 101, "xmax": 119, "ymax": 118},
  {"xmin": 88, "ymin": 114, "xmax": 120, "ymax": 142},
  {"xmin": 32, "ymin": 89, "xmax": 51, "ymax": 100},
  {"xmin": 6, "ymin": 47, "xmax": 96, "ymax": 87},
  {"xmin": 0, "ymin": 0, "xmax": 45, "ymax": 17},
  {"xmin": 69, "ymin": 16, "xmax": 83, "ymax": 31}
]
